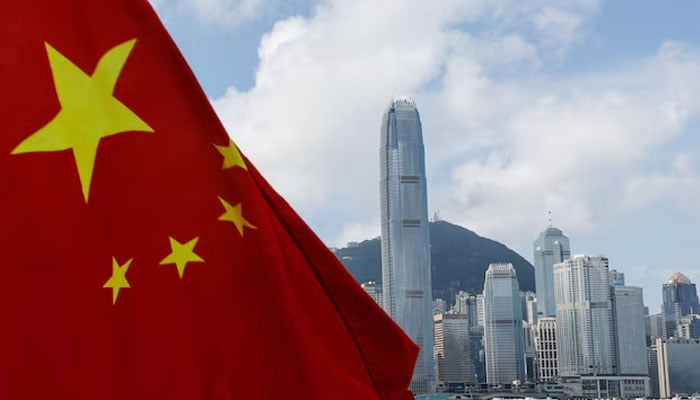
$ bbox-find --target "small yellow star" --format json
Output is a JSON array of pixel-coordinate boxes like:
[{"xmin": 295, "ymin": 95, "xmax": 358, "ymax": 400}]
[
  {"xmin": 218, "ymin": 197, "xmax": 257, "ymax": 237},
  {"xmin": 159, "ymin": 236, "xmax": 204, "ymax": 279},
  {"xmin": 213, "ymin": 139, "xmax": 247, "ymax": 170},
  {"xmin": 103, "ymin": 257, "xmax": 133, "ymax": 305},
  {"xmin": 12, "ymin": 39, "xmax": 153, "ymax": 203}
]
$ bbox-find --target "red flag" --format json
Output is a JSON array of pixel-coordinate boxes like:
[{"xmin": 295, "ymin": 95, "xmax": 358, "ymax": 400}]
[{"xmin": 0, "ymin": 1, "xmax": 418, "ymax": 399}]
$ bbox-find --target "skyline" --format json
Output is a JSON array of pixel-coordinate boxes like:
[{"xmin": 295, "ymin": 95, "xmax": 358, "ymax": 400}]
[{"xmin": 150, "ymin": 0, "xmax": 700, "ymax": 312}]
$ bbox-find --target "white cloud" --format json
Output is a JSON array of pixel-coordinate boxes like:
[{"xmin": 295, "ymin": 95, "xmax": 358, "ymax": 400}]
[
  {"xmin": 439, "ymin": 41, "xmax": 700, "ymax": 252},
  {"xmin": 211, "ymin": 0, "xmax": 700, "ymax": 257},
  {"xmin": 621, "ymin": 153, "xmax": 700, "ymax": 217},
  {"xmin": 533, "ymin": 7, "xmax": 585, "ymax": 48},
  {"xmin": 215, "ymin": 0, "xmax": 466, "ymax": 218}
]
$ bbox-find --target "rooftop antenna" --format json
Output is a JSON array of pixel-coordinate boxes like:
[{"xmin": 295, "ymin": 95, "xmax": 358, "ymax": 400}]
[{"xmin": 548, "ymin": 210, "xmax": 553, "ymax": 228}]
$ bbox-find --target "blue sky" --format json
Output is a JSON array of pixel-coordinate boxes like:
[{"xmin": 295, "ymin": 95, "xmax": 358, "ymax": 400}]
[{"xmin": 151, "ymin": 0, "xmax": 700, "ymax": 312}]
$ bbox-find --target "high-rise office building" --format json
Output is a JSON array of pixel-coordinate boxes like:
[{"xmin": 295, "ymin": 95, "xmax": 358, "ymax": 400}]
[
  {"xmin": 455, "ymin": 291, "xmax": 470, "ymax": 315},
  {"xmin": 483, "ymin": 263, "xmax": 525, "ymax": 385},
  {"xmin": 676, "ymin": 314, "xmax": 700, "ymax": 339},
  {"xmin": 533, "ymin": 224, "xmax": 570, "ymax": 317},
  {"xmin": 476, "ymin": 294, "xmax": 485, "ymax": 327},
  {"xmin": 468, "ymin": 326, "xmax": 486, "ymax": 384},
  {"xmin": 649, "ymin": 313, "xmax": 665, "ymax": 342},
  {"xmin": 379, "ymin": 98, "xmax": 434, "ymax": 393},
  {"xmin": 644, "ymin": 306, "xmax": 652, "ymax": 346},
  {"xmin": 434, "ymin": 313, "xmax": 472, "ymax": 390},
  {"xmin": 433, "ymin": 298, "xmax": 447, "ymax": 315},
  {"xmin": 656, "ymin": 337, "xmax": 700, "ymax": 397},
  {"xmin": 554, "ymin": 255, "xmax": 615, "ymax": 376},
  {"xmin": 520, "ymin": 292, "xmax": 538, "ymax": 382},
  {"xmin": 454, "ymin": 291, "xmax": 480, "ymax": 329},
  {"xmin": 534, "ymin": 317, "xmax": 558, "ymax": 381},
  {"xmin": 611, "ymin": 285, "xmax": 648, "ymax": 375},
  {"xmin": 521, "ymin": 291, "xmax": 538, "ymax": 325},
  {"xmin": 648, "ymin": 345, "xmax": 660, "ymax": 398},
  {"xmin": 662, "ymin": 272, "xmax": 699, "ymax": 338},
  {"xmin": 609, "ymin": 269, "xmax": 625, "ymax": 286}
]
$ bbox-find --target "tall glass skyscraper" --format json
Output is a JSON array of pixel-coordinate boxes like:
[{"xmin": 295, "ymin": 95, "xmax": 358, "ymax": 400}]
[
  {"xmin": 662, "ymin": 272, "xmax": 699, "ymax": 338},
  {"xmin": 380, "ymin": 98, "xmax": 434, "ymax": 393},
  {"xmin": 483, "ymin": 263, "xmax": 525, "ymax": 385},
  {"xmin": 611, "ymin": 285, "xmax": 648, "ymax": 375},
  {"xmin": 533, "ymin": 224, "xmax": 570, "ymax": 317}
]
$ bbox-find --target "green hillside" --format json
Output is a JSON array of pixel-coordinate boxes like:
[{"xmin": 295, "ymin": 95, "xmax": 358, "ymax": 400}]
[{"xmin": 334, "ymin": 220, "xmax": 535, "ymax": 302}]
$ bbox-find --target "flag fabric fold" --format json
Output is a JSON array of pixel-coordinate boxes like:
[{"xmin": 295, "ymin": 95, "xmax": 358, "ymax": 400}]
[{"xmin": 0, "ymin": 1, "xmax": 417, "ymax": 399}]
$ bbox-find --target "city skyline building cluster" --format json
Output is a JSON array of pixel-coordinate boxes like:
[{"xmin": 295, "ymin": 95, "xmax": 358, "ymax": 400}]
[
  {"xmin": 425, "ymin": 223, "xmax": 700, "ymax": 397},
  {"xmin": 422, "ymin": 223, "xmax": 697, "ymax": 397},
  {"xmin": 368, "ymin": 99, "xmax": 700, "ymax": 397}
]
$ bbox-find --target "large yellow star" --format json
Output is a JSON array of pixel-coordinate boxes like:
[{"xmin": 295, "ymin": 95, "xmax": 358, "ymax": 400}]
[
  {"xmin": 12, "ymin": 39, "xmax": 153, "ymax": 203},
  {"xmin": 159, "ymin": 236, "xmax": 204, "ymax": 279},
  {"xmin": 218, "ymin": 197, "xmax": 257, "ymax": 237},
  {"xmin": 103, "ymin": 257, "xmax": 133, "ymax": 305},
  {"xmin": 213, "ymin": 138, "xmax": 247, "ymax": 170}
]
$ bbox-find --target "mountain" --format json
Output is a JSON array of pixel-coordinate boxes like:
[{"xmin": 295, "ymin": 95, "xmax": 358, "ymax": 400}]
[{"xmin": 334, "ymin": 220, "xmax": 535, "ymax": 302}]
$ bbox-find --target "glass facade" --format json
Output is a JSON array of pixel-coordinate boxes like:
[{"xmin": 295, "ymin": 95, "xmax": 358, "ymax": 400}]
[
  {"xmin": 662, "ymin": 272, "xmax": 700, "ymax": 337},
  {"xmin": 483, "ymin": 263, "xmax": 525, "ymax": 385},
  {"xmin": 657, "ymin": 337, "xmax": 700, "ymax": 397},
  {"xmin": 434, "ymin": 314, "xmax": 471, "ymax": 386},
  {"xmin": 533, "ymin": 226, "xmax": 570, "ymax": 317},
  {"xmin": 611, "ymin": 285, "xmax": 648, "ymax": 375},
  {"xmin": 380, "ymin": 98, "xmax": 434, "ymax": 393}
]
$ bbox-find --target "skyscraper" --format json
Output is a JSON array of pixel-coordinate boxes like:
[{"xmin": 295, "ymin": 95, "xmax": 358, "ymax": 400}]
[
  {"xmin": 534, "ymin": 317, "xmax": 558, "ymax": 381},
  {"xmin": 433, "ymin": 298, "xmax": 447, "ymax": 315},
  {"xmin": 648, "ymin": 345, "xmax": 660, "ymax": 398},
  {"xmin": 380, "ymin": 98, "xmax": 434, "ymax": 393},
  {"xmin": 434, "ymin": 313, "xmax": 472, "ymax": 390},
  {"xmin": 454, "ymin": 291, "xmax": 481, "ymax": 329},
  {"xmin": 522, "ymin": 291, "xmax": 538, "ymax": 325},
  {"xmin": 455, "ymin": 291, "xmax": 470, "ymax": 315},
  {"xmin": 609, "ymin": 269, "xmax": 625, "ymax": 286},
  {"xmin": 483, "ymin": 263, "xmax": 525, "ymax": 385},
  {"xmin": 554, "ymin": 255, "xmax": 615, "ymax": 376},
  {"xmin": 521, "ymin": 291, "xmax": 538, "ymax": 382},
  {"xmin": 611, "ymin": 285, "xmax": 648, "ymax": 375},
  {"xmin": 533, "ymin": 224, "xmax": 570, "ymax": 317},
  {"xmin": 656, "ymin": 337, "xmax": 700, "ymax": 397},
  {"xmin": 676, "ymin": 314, "xmax": 700, "ymax": 339},
  {"xmin": 662, "ymin": 272, "xmax": 699, "ymax": 338},
  {"xmin": 649, "ymin": 313, "xmax": 665, "ymax": 342}
]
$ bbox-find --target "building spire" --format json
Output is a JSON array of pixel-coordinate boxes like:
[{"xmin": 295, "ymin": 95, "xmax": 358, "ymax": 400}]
[{"xmin": 548, "ymin": 210, "xmax": 552, "ymax": 228}]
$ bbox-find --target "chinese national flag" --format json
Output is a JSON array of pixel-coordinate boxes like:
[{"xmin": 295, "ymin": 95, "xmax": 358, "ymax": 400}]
[{"xmin": 0, "ymin": 1, "xmax": 417, "ymax": 399}]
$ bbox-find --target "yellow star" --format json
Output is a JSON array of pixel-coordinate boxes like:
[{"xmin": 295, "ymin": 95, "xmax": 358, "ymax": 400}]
[
  {"xmin": 103, "ymin": 257, "xmax": 133, "ymax": 305},
  {"xmin": 213, "ymin": 139, "xmax": 247, "ymax": 170},
  {"xmin": 159, "ymin": 236, "xmax": 204, "ymax": 279},
  {"xmin": 12, "ymin": 39, "xmax": 153, "ymax": 203},
  {"xmin": 218, "ymin": 197, "xmax": 257, "ymax": 237}
]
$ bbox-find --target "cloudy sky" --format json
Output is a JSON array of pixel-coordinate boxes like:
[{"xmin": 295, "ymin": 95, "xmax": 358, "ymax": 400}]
[{"xmin": 150, "ymin": 0, "xmax": 700, "ymax": 312}]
